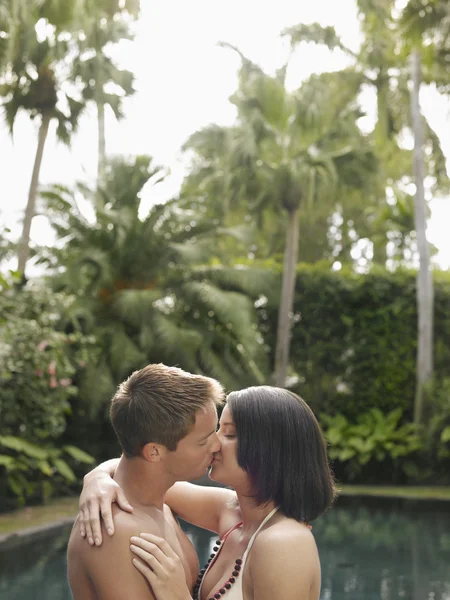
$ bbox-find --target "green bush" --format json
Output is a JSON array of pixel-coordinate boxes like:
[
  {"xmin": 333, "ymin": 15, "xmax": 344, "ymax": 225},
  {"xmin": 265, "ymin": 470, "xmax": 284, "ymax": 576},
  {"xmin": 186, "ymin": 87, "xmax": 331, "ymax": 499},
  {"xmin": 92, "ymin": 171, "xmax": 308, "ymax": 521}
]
[
  {"xmin": 0, "ymin": 285, "xmax": 96, "ymax": 442},
  {"xmin": 0, "ymin": 282, "xmax": 97, "ymax": 510},
  {"xmin": 0, "ymin": 435, "xmax": 94, "ymax": 507},
  {"xmin": 259, "ymin": 264, "xmax": 450, "ymax": 420},
  {"xmin": 321, "ymin": 408, "xmax": 422, "ymax": 482},
  {"xmin": 257, "ymin": 262, "xmax": 450, "ymax": 483}
]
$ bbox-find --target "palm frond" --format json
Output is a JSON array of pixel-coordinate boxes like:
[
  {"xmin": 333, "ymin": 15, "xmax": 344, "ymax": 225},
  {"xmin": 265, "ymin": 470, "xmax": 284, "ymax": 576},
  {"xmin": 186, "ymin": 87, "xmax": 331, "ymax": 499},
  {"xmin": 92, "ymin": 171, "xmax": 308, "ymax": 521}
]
[
  {"xmin": 113, "ymin": 289, "xmax": 163, "ymax": 329},
  {"xmin": 108, "ymin": 325, "xmax": 146, "ymax": 379}
]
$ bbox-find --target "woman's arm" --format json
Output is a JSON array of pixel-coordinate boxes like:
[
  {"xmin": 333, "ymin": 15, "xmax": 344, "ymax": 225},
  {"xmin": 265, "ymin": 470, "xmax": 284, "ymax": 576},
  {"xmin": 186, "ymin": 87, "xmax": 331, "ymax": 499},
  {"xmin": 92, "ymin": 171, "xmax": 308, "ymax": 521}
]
[
  {"xmin": 79, "ymin": 460, "xmax": 236, "ymax": 545},
  {"xmin": 163, "ymin": 481, "xmax": 236, "ymax": 533},
  {"xmin": 79, "ymin": 458, "xmax": 133, "ymax": 545}
]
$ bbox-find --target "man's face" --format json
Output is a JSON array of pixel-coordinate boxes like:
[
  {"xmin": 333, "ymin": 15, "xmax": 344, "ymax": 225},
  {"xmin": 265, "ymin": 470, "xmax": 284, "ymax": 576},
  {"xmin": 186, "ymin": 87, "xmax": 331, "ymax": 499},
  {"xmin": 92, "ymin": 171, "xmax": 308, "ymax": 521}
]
[{"xmin": 164, "ymin": 403, "xmax": 220, "ymax": 481}]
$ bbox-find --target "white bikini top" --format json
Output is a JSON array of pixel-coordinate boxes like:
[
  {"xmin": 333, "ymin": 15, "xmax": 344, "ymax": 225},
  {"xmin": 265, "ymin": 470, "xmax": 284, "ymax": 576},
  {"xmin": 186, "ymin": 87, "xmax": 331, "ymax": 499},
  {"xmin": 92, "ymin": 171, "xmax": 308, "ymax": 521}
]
[{"xmin": 198, "ymin": 506, "xmax": 279, "ymax": 600}]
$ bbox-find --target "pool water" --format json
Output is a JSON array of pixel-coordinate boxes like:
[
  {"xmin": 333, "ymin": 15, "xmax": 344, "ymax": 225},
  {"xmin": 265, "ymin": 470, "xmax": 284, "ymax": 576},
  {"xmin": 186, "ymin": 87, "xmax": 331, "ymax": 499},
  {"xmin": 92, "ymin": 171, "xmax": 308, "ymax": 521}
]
[{"xmin": 1, "ymin": 497, "xmax": 449, "ymax": 600}]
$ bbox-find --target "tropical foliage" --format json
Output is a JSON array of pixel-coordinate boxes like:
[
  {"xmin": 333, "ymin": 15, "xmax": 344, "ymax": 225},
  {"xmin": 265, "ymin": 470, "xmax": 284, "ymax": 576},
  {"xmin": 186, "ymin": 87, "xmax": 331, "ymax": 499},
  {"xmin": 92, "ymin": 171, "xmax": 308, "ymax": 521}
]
[
  {"xmin": 1, "ymin": 0, "xmax": 450, "ymax": 510},
  {"xmin": 39, "ymin": 155, "xmax": 272, "ymax": 399}
]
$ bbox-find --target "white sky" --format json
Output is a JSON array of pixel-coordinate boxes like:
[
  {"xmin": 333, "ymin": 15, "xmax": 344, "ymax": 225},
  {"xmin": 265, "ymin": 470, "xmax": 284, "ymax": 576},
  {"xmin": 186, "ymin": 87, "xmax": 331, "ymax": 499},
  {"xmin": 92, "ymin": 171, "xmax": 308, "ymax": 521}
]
[{"xmin": 1, "ymin": 0, "xmax": 449, "ymax": 269}]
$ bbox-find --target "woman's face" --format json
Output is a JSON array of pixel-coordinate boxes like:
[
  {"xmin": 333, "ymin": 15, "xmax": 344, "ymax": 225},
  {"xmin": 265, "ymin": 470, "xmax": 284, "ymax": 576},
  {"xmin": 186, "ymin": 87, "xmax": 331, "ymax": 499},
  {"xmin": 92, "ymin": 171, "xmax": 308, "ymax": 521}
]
[{"xmin": 208, "ymin": 404, "xmax": 251, "ymax": 492}]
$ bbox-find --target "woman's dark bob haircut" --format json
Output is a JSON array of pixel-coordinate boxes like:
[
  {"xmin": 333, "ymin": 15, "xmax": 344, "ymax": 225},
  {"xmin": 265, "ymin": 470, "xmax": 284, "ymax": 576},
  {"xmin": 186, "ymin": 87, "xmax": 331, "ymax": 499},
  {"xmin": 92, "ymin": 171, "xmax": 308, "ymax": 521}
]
[{"xmin": 227, "ymin": 386, "xmax": 336, "ymax": 523}]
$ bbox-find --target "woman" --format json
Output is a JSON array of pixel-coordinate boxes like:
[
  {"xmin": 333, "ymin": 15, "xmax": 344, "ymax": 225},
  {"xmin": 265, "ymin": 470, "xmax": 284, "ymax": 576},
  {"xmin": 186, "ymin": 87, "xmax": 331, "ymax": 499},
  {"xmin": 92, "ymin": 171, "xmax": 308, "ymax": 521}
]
[{"xmin": 79, "ymin": 386, "xmax": 336, "ymax": 600}]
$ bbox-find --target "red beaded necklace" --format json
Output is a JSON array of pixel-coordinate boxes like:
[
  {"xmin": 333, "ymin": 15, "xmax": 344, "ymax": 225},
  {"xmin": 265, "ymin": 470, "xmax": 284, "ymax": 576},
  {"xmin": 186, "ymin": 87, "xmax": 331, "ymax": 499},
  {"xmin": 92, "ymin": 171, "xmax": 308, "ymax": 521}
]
[{"xmin": 193, "ymin": 522, "xmax": 244, "ymax": 600}]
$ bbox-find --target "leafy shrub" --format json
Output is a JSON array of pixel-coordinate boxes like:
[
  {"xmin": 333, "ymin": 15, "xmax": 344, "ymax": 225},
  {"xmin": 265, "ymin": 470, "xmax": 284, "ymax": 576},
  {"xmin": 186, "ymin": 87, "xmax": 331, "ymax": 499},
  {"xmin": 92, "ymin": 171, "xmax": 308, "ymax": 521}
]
[
  {"xmin": 259, "ymin": 264, "xmax": 450, "ymax": 423},
  {"xmin": 410, "ymin": 378, "xmax": 450, "ymax": 483},
  {"xmin": 321, "ymin": 408, "xmax": 422, "ymax": 482},
  {"xmin": 0, "ymin": 435, "xmax": 94, "ymax": 507},
  {"xmin": 0, "ymin": 282, "xmax": 97, "ymax": 510},
  {"xmin": 0, "ymin": 284, "xmax": 95, "ymax": 442}
]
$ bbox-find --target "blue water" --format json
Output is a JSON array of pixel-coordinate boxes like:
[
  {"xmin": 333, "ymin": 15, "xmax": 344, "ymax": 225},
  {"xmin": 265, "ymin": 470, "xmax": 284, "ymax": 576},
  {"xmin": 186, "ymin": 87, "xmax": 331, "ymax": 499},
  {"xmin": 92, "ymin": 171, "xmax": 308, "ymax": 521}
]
[{"xmin": 1, "ymin": 497, "xmax": 449, "ymax": 600}]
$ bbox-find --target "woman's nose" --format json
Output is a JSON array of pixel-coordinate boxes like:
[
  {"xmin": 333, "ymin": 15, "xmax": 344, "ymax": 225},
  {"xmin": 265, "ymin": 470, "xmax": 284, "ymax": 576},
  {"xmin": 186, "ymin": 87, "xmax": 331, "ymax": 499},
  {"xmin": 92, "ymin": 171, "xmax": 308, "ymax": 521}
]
[{"xmin": 210, "ymin": 432, "xmax": 221, "ymax": 453}]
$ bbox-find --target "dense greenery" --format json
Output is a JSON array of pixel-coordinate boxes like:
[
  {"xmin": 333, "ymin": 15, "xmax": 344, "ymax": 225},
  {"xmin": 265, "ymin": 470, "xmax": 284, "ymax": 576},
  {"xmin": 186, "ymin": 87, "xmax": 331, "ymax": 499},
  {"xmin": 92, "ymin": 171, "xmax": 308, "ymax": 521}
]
[{"xmin": 0, "ymin": 0, "xmax": 449, "ymax": 510}]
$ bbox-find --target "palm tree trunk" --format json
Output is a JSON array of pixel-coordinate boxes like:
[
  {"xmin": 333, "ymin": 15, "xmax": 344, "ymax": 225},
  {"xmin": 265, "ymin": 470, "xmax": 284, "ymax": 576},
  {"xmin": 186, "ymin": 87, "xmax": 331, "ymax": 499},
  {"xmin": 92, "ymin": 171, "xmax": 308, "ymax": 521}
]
[
  {"xmin": 410, "ymin": 47, "xmax": 433, "ymax": 424},
  {"xmin": 372, "ymin": 72, "xmax": 389, "ymax": 267},
  {"xmin": 274, "ymin": 207, "xmax": 300, "ymax": 387},
  {"xmin": 17, "ymin": 111, "xmax": 51, "ymax": 276},
  {"xmin": 375, "ymin": 72, "xmax": 390, "ymax": 145},
  {"xmin": 97, "ymin": 100, "xmax": 106, "ymax": 185}
]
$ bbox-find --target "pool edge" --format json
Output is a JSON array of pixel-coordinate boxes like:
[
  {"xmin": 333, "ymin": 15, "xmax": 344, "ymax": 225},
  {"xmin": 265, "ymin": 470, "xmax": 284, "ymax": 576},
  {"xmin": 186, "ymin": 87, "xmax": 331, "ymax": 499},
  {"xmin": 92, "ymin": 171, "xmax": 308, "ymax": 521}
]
[{"xmin": 0, "ymin": 517, "xmax": 75, "ymax": 552}]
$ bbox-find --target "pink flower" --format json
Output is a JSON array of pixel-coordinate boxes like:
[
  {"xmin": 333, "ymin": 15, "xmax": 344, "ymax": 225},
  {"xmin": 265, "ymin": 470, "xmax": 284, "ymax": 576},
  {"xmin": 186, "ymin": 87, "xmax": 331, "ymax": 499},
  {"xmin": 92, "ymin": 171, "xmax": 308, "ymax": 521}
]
[
  {"xmin": 38, "ymin": 341, "xmax": 49, "ymax": 351},
  {"xmin": 35, "ymin": 369, "xmax": 44, "ymax": 378},
  {"xmin": 49, "ymin": 375, "xmax": 58, "ymax": 389},
  {"xmin": 48, "ymin": 361, "xmax": 56, "ymax": 376},
  {"xmin": 59, "ymin": 378, "xmax": 72, "ymax": 388}
]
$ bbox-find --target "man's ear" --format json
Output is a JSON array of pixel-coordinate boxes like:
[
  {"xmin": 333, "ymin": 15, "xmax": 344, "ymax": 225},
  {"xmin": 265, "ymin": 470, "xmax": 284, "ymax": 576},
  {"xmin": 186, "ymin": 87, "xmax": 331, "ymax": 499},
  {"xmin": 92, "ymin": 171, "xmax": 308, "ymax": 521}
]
[{"xmin": 142, "ymin": 442, "xmax": 166, "ymax": 462}]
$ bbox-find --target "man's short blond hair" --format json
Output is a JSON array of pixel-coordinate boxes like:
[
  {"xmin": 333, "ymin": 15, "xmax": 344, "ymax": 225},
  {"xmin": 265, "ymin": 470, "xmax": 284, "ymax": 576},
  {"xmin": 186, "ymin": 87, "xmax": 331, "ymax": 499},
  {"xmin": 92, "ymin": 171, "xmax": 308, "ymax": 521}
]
[{"xmin": 110, "ymin": 363, "xmax": 224, "ymax": 457}]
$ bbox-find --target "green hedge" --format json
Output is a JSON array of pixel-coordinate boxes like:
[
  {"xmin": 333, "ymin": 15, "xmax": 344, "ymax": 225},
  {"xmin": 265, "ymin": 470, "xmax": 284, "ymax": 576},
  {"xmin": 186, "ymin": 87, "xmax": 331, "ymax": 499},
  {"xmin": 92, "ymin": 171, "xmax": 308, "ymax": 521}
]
[{"xmin": 259, "ymin": 264, "xmax": 450, "ymax": 420}]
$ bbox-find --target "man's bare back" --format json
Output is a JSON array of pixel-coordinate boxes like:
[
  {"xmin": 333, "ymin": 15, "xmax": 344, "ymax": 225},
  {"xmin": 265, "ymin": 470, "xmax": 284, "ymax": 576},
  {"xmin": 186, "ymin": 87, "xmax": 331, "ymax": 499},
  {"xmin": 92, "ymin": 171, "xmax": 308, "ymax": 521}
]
[{"xmin": 68, "ymin": 503, "xmax": 198, "ymax": 600}]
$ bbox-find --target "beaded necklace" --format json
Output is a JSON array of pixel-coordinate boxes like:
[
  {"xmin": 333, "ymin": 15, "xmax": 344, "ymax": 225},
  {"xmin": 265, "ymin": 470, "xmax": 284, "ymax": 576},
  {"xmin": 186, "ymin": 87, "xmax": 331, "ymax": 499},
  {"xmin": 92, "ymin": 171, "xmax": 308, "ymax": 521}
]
[
  {"xmin": 194, "ymin": 507, "xmax": 279, "ymax": 600},
  {"xmin": 193, "ymin": 522, "xmax": 243, "ymax": 600}
]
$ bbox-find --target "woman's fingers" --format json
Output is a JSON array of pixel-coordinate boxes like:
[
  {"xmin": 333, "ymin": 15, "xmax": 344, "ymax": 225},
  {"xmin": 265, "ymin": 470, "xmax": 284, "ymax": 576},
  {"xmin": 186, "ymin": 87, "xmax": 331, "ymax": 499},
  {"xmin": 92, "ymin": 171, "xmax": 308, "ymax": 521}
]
[
  {"xmin": 138, "ymin": 533, "xmax": 179, "ymax": 559},
  {"xmin": 116, "ymin": 489, "xmax": 134, "ymax": 514},
  {"xmin": 100, "ymin": 498, "xmax": 115, "ymax": 538},
  {"xmin": 130, "ymin": 544, "xmax": 166, "ymax": 576},
  {"xmin": 87, "ymin": 499, "xmax": 103, "ymax": 546},
  {"xmin": 131, "ymin": 536, "xmax": 190, "ymax": 600},
  {"xmin": 130, "ymin": 537, "xmax": 167, "ymax": 563},
  {"xmin": 82, "ymin": 507, "xmax": 95, "ymax": 546},
  {"xmin": 132, "ymin": 557, "xmax": 156, "ymax": 584},
  {"xmin": 79, "ymin": 509, "xmax": 86, "ymax": 538}
]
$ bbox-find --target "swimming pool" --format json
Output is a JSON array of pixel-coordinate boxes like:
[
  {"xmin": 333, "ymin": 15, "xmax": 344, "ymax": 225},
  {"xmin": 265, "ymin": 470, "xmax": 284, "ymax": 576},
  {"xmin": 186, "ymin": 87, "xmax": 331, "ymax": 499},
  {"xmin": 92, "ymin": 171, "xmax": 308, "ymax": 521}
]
[{"xmin": 1, "ymin": 497, "xmax": 449, "ymax": 599}]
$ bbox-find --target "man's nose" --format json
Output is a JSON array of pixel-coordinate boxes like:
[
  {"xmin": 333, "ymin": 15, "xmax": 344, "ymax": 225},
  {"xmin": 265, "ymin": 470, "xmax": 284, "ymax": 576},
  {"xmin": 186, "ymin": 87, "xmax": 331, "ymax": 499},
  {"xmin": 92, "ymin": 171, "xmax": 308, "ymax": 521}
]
[{"xmin": 210, "ymin": 432, "xmax": 221, "ymax": 453}]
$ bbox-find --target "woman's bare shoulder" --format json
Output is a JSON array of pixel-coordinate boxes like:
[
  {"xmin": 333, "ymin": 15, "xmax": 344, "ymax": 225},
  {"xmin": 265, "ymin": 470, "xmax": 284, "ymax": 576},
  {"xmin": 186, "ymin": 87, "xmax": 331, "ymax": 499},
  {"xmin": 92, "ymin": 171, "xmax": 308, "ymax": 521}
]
[{"xmin": 254, "ymin": 516, "xmax": 318, "ymax": 556}]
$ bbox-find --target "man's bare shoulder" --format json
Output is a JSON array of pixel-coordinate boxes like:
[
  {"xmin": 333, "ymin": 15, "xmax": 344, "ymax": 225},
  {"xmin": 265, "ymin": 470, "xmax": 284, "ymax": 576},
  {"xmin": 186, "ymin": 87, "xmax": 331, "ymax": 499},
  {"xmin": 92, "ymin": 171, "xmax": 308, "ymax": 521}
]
[
  {"xmin": 69, "ymin": 509, "xmax": 159, "ymax": 600},
  {"xmin": 68, "ymin": 507, "xmax": 160, "ymax": 563}
]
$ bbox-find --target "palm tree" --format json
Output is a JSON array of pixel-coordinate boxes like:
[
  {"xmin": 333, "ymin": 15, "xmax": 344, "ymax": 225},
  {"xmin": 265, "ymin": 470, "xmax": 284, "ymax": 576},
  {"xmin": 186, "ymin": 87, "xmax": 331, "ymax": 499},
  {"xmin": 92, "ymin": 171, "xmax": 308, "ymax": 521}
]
[
  {"xmin": 71, "ymin": 0, "xmax": 139, "ymax": 183},
  {"xmin": 286, "ymin": 5, "xmax": 449, "ymax": 419},
  {"xmin": 409, "ymin": 48, "xmax": 433, "ymax": 424},
  {"xmin": 284, "ymin": 10, "xmax": 448, "ymax": 265},
  {"xmin": 39, "ymin": 156, "xmax": 270, "ymax": 410},
  {"xmin": 2, "ymin": 29, "xmax": 85, "ymax": 277},
  {"xmin": 1, "ymin": 2, "xmax": 89, "ymax": 278},
  {"xmin": 401, "ymin": 0, "xmax": 450, "ymax": 93},
  {"xmin": 185, "ymin": 47, "xmax": 378, "ymax": 387},
  {"xmin": 0, "ymin": 0, "xmax": 28, "ymax": 72},
  {"xmin": 399, "ymin": 0, "xmax": 450, "ymax": 422}
]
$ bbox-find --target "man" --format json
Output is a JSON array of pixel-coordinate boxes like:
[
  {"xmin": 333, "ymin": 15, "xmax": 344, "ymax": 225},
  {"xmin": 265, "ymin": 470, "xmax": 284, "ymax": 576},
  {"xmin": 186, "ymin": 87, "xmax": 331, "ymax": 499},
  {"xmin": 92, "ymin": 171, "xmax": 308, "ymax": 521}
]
[{"xmin": 67, "ymin": 363, "xmax": 223, "ymax": 600}]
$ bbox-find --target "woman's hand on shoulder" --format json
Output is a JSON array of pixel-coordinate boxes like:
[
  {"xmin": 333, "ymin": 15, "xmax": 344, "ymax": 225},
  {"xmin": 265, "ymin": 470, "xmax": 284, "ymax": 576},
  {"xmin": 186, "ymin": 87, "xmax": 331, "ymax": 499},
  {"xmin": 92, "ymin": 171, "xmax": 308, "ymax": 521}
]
[
  {"xmin": 79, "ymin": 465, "xmax": 133, "ymax": 546},
  {"xmin": 249, "ymin": 524, "xmax": 319, "ymax": 600}
]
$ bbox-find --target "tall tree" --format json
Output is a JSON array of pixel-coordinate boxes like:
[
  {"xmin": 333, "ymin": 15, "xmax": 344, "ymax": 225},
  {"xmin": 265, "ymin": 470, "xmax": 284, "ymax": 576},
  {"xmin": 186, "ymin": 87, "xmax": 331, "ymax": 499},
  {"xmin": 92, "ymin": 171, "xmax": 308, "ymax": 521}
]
[
  {"xmin": 285, "ymin": 8, "xmax": 448, "ymax": 267},
  {"xmin": 400, "ymin": 0, "xmax": 450, "ymax": 421},
  {"xmin": 410, "ymin": 47, "xmax": 433, "ymax": 423},
  {"xmin": 184, "ymin": 48, "xmax": 378, "ymax": 386},
  {"xmin": 71, "ymin": 0, "xmax": 139, "ymax": 184},
  {"xmin": 401, "ymin": 0, "xmax": 450, "ymax": 93},
  {"xmin": 1, "ymin": 22, "xmax": 85, "ymax": 277},
  {"xmin": 287, "ymin": 4, "xmax": 449, "ymax": 418}
]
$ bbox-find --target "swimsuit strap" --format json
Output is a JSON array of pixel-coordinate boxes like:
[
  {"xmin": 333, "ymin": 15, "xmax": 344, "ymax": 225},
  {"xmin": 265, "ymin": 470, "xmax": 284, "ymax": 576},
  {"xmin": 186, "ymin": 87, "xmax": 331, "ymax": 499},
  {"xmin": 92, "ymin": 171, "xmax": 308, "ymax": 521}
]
[
  {"xmin": 241, "ymin": 506, "xmax": 279, "ymax": 560},
  {"xmin": 221, "ymin": 520, "xmax": 244, "ymax": 541}
]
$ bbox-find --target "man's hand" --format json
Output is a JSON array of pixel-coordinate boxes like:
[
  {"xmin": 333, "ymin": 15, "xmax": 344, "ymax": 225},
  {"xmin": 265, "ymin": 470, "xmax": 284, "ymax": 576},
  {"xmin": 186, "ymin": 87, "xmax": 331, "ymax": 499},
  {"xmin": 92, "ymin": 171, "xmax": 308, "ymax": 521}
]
[{"xmin": 79, "ymin": 468, "xmax": 133, "ymax": 546}]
